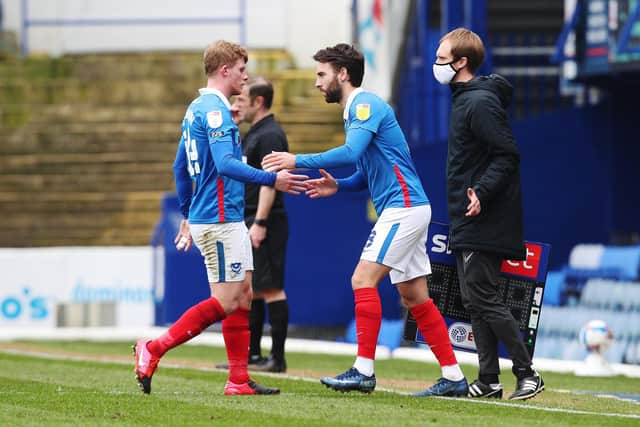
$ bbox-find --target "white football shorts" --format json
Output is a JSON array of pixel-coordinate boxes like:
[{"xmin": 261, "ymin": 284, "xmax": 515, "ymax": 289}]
[
  {"xmin": 360, "ymin": 204, "xmax": 432, "ymax": 284},
  {"xmin": 190, "ymin": 221, "xmax": 254, "ymax": 283}
]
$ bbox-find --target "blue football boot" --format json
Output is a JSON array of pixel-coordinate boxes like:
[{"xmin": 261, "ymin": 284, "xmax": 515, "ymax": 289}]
[
  {"xmin": 320, "ymin": 367, "xmax": 376, "ymax": 394},
  {"xmin": 413, "ymin": 377, "xmax": 469, "ymax": 397}
]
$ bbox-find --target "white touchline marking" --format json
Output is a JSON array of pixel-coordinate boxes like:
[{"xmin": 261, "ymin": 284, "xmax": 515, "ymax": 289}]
[{"xmin": 2, "ymin": 348, "xmax": 639, "ymax": 420}]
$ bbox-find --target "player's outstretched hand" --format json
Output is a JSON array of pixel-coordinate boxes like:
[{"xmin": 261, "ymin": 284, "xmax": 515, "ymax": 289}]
[
  {"xmin": 274, "ymin": 169, "xmax": 309, "ymax": 195},
  {"xmin": 262, "ymin": 151, "xmax": 296, "ymax": 172},
  {"xmin": 305, "ymin": 169, "xmax": 338, "ymax": 198},
  {"xmin": 174, "ymin": 219, "xmax": 193, "ymax": 251}
]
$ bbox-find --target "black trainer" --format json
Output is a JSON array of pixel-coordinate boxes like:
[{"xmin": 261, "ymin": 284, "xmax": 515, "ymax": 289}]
[
  {"xmin": 508, "ymin": 371, "xmax": 544, "ymax": 400},
  {"xmin": 253, "ymin": 356, "xmax": 287, "ymax": 373},
  {"xmin": 468, "ymin": 379, "xmax": 503, "ymax": 398},
  {"xmin": 215, "ymin": 355, "xmax": 267, "ymax": 370}
]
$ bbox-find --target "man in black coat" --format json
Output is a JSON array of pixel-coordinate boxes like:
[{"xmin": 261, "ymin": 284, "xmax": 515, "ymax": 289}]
[{"xmin": 434, "ymin": 28, "xmax": 544, "ymax": 401}]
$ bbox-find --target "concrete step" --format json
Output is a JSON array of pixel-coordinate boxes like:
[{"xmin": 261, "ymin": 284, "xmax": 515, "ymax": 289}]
[
  {"xmin": 0, "ymin": 191, "xmax": 164, "ymax": 214},
  {"xmin": 0, "ymin": 155, "xmax": 174, "ymax": 174},
  {"xmin": 0, "ymin": 126, "xmax": 179, "ymax": 154},
  {"xmin": 33, "ymin": 104, "xmax": 187, "ymax": 124},
  {"xmin": 3, "ymin": 210, "xmax": 159, "ymax": 230},
  {"xmin": 0, "ymin": 49, "xmax": 294, "ymax": 81},
  {"xmin": 0, "ymin": 191, "xmax": 163, "ymax": 247},
  {"xmin": 0, "ymin": 173, "xmax": 173, "ymax": 192},
  {"xmin": 1, "ymin": 122, "xmax": 342, "ymax": 155},
  {"xmin": 0, "ymin": 79, "xmax": 201, "ymax": 106},
  {"xmin": 0, "ymin": 103, "xmax": 339, "ymax": 134},
  {"xmin": 0, "ymin": 227, "xmax": 156, "ymax": 247}
]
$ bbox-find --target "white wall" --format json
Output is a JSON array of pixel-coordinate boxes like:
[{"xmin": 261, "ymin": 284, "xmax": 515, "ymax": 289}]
[
  {"xmin": 1, "ymin": 0, "xmax": 351, "ymax": 68},
  {"xmin": 0, "ymin": 247, "xmax": 156, "ymax": 328},
  {"xmin": 284, "ymin": 0, "xmax": 352, "ymax": 68}
]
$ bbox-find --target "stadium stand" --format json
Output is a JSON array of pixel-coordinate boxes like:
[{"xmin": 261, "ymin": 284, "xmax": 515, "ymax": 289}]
[
  {"xmin": 0, "ymin": 51, "xmax": 343, "ymax": 247},
  {"xmin": 486, "ymin": 0, "xmax": 574, "ymax": 118},
  {"xmin": 536, "ymin": 243, "xmax": 640, "ymax": 364}
]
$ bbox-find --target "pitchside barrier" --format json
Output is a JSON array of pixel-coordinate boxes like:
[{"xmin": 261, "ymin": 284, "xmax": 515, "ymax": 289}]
[{"xmin": 404, "ymin": 222, "xmax": 552, "ymax": 358}]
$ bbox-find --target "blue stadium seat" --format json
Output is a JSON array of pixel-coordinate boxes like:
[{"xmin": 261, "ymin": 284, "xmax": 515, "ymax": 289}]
[
  {"xmin": 537, "ymin": 244, "xmax": 640, "ymax": 364},
  {"xmin": 600, "ymin": 246, "xmax": 640, "ymax": 281},
  {"xmin": 542, "ymin": 271, "xmax": 565, "ymax": 306},
  {"xmin": 568, "ymin": 244, "xmax": 604, "ymax": 270}
]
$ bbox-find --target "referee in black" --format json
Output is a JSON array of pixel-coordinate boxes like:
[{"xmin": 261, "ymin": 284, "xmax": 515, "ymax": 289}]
[{"xmin": 235, "ymin": 77, "xmax": 290, "ymax": 372}]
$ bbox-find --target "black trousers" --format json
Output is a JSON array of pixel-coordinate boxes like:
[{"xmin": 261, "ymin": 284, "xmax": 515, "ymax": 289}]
[
  {"xmin": 245, "ymin": 213, "xmax": 288, "ymax": 292},
  {"xmin": 455, "ymin": 250, "xmax": 531, "ymax": 377}
]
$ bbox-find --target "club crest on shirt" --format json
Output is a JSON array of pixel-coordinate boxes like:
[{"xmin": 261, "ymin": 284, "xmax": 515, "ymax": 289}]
[
  {"xmin": 356, "ymin": 104, "xmax": 370, "ymax": 121},
  {"xmin": 207, "ymin": 110, "xmax": 223, "ymax": 128}
]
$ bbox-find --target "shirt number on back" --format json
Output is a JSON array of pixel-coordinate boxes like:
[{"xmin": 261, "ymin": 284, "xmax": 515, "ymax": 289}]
[{"xmin": 183, "ymin": 127, "xmax": 200, "ymax": 177}]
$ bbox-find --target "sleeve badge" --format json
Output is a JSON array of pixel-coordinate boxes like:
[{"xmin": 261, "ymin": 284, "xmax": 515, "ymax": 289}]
[
  {"xmin": 207, "ymin": 110, "xmax": 223, "ymax": 128},
  {"xmin": 356, "ymin": 104, "xmax": 371, "ymax": 121}
]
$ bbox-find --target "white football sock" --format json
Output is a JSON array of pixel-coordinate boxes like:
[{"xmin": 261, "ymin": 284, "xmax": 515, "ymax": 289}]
[
  {"xmin": 353, "ymin": 356, "xmax": 374, "ymax": 377},
  {"xmin": 441, "ymin": 364, "xmax": 465, "ymax": 381}
]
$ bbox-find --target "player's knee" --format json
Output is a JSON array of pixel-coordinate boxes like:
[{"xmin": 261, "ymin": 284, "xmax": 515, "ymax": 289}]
[
  {"xmin": 399, "ymin": 295, "xmax": 412, "ymax": 308},
  {"xmin": 351, "ymin": 273, "xmax": 374, "ymax": 290},
  {"xmin": 217, "ymin": 297, "xmax": 241, "ymax": 315},
  {"xmin": 399, "ymin": 294, "xmax": 423, "ymax": 308}
]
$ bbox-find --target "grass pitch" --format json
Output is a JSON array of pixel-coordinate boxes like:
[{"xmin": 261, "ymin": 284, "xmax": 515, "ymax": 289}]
[{"xmin": 1, "ymin": 340, "xmax": 638, "ymax": 426}]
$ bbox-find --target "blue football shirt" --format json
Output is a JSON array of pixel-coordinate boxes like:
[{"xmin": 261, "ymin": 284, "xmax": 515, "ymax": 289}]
[
  {"xmin": 173, "ymin": 88, "xmax": 275, "ymax": 224},
  {"xmin": 296, "ymin": 88, "xmax": 428, "ymax": 214}
]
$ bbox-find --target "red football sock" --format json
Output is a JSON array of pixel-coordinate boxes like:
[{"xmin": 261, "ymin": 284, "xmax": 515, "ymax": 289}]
[
  {"xmin": 409, "ymin": 299, "xmax": 457, "ymax": 366},
  {"xmin": 354, "ymin": 287, "xmax": 382, "ymax": 359},
  {"xmin": 222, "ymin": 307, "xmax": 251, "ymax": 384},
  {"xmin": 147, "ymin": 297, "xmax": 225, "ymax": 358}
]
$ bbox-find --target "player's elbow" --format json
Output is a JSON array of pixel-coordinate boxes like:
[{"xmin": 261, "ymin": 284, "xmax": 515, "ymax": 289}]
[{"xmin": 216, "ymin": 155, "xmax": 235, "ymax": 176}]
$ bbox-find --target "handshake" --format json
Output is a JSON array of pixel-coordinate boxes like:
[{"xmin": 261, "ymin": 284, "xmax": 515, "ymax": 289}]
[{"xmin": 261, "ymin": 152, "xmax": 337, "ymax": 199}]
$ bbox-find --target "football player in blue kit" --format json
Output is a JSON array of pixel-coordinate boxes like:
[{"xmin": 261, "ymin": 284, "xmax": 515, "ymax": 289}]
[
  {"xmin": 262, "ymin": 43, "xmax": 468, "ymax": 397},
  {"xmin": 133, "ymin": 40, "xmax": 307, "ymax": 396}
]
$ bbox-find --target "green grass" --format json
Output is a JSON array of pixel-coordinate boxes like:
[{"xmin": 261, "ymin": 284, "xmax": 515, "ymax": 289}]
[{"xmin": 1, "ymin": 340, "xmax": 638, "ymax": 426}]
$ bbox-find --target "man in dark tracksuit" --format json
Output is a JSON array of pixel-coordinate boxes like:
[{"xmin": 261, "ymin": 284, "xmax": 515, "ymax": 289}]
[{"xmin": 434, "ymin": 28, "xmax": 544, "ymax": 401}]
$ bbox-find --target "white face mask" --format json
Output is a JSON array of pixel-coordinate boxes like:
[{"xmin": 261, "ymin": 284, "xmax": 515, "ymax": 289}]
[{"xmin": 432, "ymin": 61, "xmax": 458, "ymax": 84}]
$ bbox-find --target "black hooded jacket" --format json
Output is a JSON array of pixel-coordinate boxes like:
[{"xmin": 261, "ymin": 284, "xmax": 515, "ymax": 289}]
[{"xmin": 446, "ymin": 74, "xmax": 526, "ymax": 260}]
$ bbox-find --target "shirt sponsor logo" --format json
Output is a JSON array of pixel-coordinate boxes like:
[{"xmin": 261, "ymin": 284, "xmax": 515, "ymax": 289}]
[
  {"xmin": 500, "ymin": 243, "xmax": 542, "ymax": 279},
  {"xmin": 210, "ymin": 130, "xmax": 225, "ymax": 138},
  {"xmin": 207, "ymin": 110, "xmax": 223, "ymax": 128},
  {"xmin": 356, "ymin": 104, "xmax": 371, "ymax": 121}
]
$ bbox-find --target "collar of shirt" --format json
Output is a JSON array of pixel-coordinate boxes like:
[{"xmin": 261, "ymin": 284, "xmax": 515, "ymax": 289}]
[
  {"xmin": 198, "ymin": 87, "xmax": 232, "ymax": 110},
  {"xmin": 248, "ymin": 113, "xmax": 274, "ymax": 133},
  {"xmin": 343, "ymin": 87, "xmax": 364, "ymax": 120}
]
